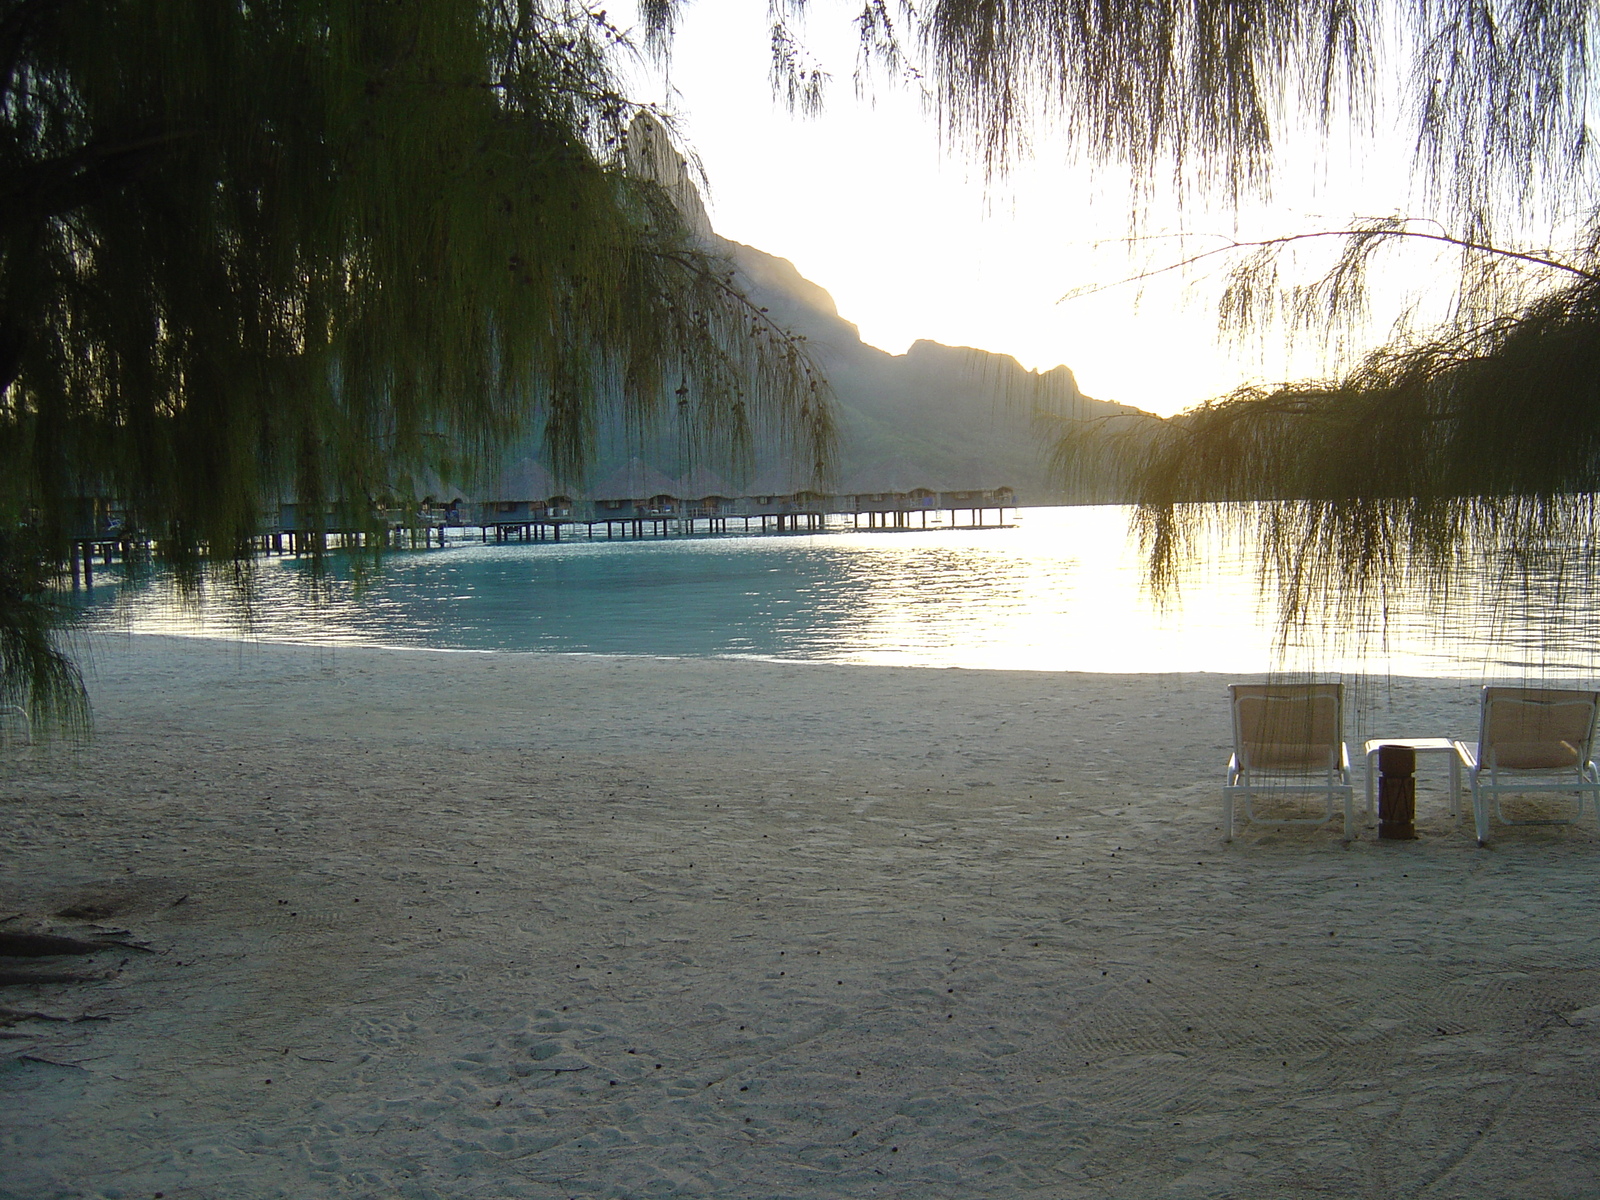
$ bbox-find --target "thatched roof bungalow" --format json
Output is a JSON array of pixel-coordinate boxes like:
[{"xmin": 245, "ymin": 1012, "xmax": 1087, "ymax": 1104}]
[
  {"xmin": 474, "ymin": 457, "xmax": 570, "ymax": 526},
  {"xmin": 677, "ymin": 466, "xmax": 739, "ymax": 516},
  {"xmin": 739, "ymin": 470, "xmax": 831, "ymax": 516},
  {"xmin": 588, "ymin": 458, "xmax": 684, "ymax": 519},
  {"xmin": 399, "ymin": 471, "xmax": 469, "ymax": 525},
  {"xmin": 837, "ymin": 462, "xmax": 944, "ymax": 513},
  {"xmin": 938, "ymin": 485, "xmax": 1015, "ymax": 508},
  {"xmin": 274, "ymin": 499, "xmax": 349, "ymax": 533},
  {"xmin": 62, "ymin": 495, "xmax": 124, "ymax": 540}
]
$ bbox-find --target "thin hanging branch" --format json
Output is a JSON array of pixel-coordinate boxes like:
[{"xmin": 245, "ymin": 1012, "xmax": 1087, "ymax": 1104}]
[{"xmin": 1058, "ymin": 223, "xmax": 1600, "ymax": 306}]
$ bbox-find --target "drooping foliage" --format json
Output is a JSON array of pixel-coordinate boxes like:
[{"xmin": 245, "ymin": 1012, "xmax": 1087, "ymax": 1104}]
[
  {"xmin": 760, "ymin": 1, "xmax": 1597, "ymax": 238},
  {"xmin": 1057, "ymin": 258, "xmax": 1600, "ymax": 653},
  {"xmin": 890, "ymin": 1, "xmax": 1600, "ymax": 653},
  {"xmin": 0, "ymin": 526, "xmax": 85, "ymax": 739},
  {"xmin": 0, "ymin": 0, "xmax": 834, "ymax": 732},
  {"xmin": 925, "ymin": 0, "xmax": 1371, "ymax": 201}
]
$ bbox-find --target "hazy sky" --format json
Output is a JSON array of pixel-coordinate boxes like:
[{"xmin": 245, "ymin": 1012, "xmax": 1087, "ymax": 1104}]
[{"xmin": 616, "ymin": 0, "xmax": 1448, "ymax": 417}]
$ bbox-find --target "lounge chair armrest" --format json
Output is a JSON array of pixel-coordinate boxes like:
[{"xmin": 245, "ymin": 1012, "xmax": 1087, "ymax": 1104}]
[{"xmin": 1453, "ymin": 740, "xmax": 1479, "ymax": 770}]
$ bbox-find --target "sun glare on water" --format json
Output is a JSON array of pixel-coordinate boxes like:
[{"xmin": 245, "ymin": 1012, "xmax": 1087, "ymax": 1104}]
[{"xmin": 78, "ymin": 506, "xmax": 1596, "ymax": 682}]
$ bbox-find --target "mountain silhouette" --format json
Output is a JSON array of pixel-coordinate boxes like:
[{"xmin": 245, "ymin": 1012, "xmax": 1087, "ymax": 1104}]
[
  {"xmin": 471, "ymin": 114, "xmax": 1151, "ymax": 504},
  {"xmin": 724, "ymin": 237, "xmax": 1140, "ymax": 501}
]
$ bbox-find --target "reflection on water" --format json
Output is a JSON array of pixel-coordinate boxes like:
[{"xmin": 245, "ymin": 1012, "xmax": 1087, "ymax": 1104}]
[{"xmin": 73, "ymin": 505, "xmax": 1600, "ymax": 678}]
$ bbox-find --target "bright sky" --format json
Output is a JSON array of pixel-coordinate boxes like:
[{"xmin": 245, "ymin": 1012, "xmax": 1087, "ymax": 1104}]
[{"xmin": 615, "ymin": 0, "xmax": 1455, "ymax": 417}]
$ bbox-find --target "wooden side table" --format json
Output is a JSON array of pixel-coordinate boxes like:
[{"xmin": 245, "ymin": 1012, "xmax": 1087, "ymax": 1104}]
[{"xmin": 1363, "ymin": 738, "xmax": 1462, "ymax": 824}]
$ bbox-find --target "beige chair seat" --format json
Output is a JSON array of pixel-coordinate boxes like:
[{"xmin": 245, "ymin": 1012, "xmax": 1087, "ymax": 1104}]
[
  {"xmin": 1452, "ymin": 687, "xmax": 1600, "ymax": 846},
  {"xmin": 1223, "ymin": 683, "xmax": 1353, "ymax": 842}
]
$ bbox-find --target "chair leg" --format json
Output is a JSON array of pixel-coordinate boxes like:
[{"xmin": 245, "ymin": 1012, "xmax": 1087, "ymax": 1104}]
[
  {"xmin": 1473, "ymin": 783, "xmax": 1490, "ymax": 846},
  {"xmin": 1223, "ymin": 790, "xmax": 1234, "ymax": 842}
]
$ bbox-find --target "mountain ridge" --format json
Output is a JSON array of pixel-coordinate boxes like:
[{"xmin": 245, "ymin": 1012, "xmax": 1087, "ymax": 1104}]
[
  {"xmin": 719, "ymin": 236, "xmax": 1137, "ymax": 501},
  {"xmin": 482, "ymin": 114, "xmax": 1150, "ymax": 503}
]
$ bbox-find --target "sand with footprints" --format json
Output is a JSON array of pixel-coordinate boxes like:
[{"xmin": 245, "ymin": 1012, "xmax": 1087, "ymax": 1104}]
[{"xmin": 3, "ymin": 635, "xmax": 1598, "ymax": 1198}]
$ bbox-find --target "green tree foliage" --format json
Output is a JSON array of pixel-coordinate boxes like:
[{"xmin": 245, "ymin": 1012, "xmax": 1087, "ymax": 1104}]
[
  {"xmin": 0, "ymin": 526, "xmax": 84, "ymax": 739},
  {"xmin": 915, "ymin": 0, "xmax": 1595, "ymax": 233},
  {"xmin": 1072, "ymin": 232, "xmax": 1600, "ymax": 632},
  {"xmin": 883, "ymin": 1, "xmax": 1600, "ymax": 641},
  {"xmin": 1, "ymin": 0, "xmax": 834, "ymax": 732}
]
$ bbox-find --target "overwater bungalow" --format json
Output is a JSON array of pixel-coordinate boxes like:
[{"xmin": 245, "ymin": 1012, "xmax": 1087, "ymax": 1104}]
[
  {"xmin": 268, "ymin": 498, "xmax": 404, "ymax": 552},
  {"xmin": 420, "ymin": 495, "xmax": 467, "ymax": 527},
  {"xmin": 677, "ymin": 467, "xmax": 739, "ymax": 532},
  {"xmin": 474, "ymin": 457, "xmax": 573, "ymax": 541},
  {"xmin": 939, "ymin": 485, "xmax": 1015, "ymax": 527},
  {"xmin": 739, "ymin": 471, "xmax": 828, "ymax": 531},
  {"xmin": 587, "ymin": 458, "xmax": 685, "ymax": 535},
  {"xmin": 937, "ymin": 486, "xmax": 1013, "ymax": 507},
  {"xmin": 377, "ymin": 470, "xmax": 463, "ymax": 546},
  {"xmin": 274, "ymin": 500, "xmax": 335, "ymax": 536},
  {"xmin": 60, "ymin": 495, "xmax": 132, "ymax": 585},
  {"xmin": 832, "ymin": 467, "xmax": 1015, "ymax": 529},
  {"xmin": 837, "ymin": 464, "xmax": 945, "ymax": 529}
]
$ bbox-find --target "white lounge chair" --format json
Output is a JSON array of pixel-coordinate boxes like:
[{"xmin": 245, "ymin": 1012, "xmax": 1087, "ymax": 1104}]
[
  {"xmin": 1224, "ymin": 683, "xmax": 1353, "ymax": 842},
  {"xmin": 1452, "ymin": 686, "xmax": 1600, "ymax": 846}
]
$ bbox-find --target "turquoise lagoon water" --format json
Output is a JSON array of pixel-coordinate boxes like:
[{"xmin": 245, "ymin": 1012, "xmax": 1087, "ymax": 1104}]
[{"xmin": 74, "ymin": 505, "xmax": 1600, "ymax": 679}]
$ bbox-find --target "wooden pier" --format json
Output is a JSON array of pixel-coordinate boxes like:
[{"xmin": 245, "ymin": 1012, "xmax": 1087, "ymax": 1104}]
[{"xmin": 60, "ymin": 484, "xmax": 1017, "ymax": 586}]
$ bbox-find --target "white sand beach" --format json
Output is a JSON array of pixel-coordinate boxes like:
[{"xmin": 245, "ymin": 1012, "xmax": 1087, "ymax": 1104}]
[{"xmin": 3, "ymin": 635, "xmax": 1599, "ymax": 1198}]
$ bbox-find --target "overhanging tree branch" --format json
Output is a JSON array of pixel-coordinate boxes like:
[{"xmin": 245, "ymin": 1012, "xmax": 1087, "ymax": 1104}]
[{"xmin": 1057, "ymin": 224, "xmax": 1600, "ymax": 306}]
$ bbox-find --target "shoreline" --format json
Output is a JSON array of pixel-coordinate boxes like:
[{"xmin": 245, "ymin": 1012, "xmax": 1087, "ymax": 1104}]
[
  {"xmin": 3, "ymin": 636, "xmax": 1596, "ymax": 1198},
  {"xmin": 66, "ymin": 503, "xmax": 1569, "ymax": 680},
  {"xmin": 77, "ymin": 626, "xmax": 1522, "ymax": 685}
]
